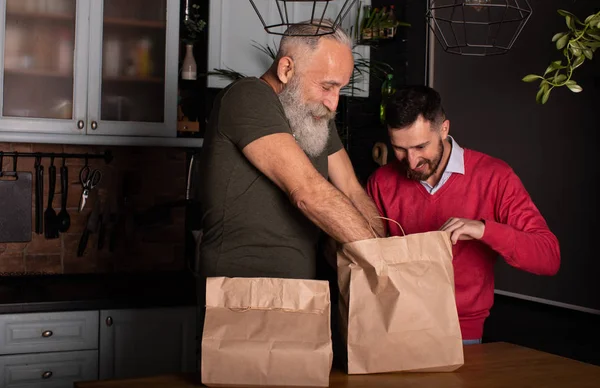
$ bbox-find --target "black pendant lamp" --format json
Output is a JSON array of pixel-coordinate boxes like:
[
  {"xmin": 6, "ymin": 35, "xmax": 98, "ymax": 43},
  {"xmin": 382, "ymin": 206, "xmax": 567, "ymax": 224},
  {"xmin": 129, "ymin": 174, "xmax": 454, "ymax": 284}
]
[
  {"xmin": 426, "ymin": 0, "xmax": 533, "ymax": 56},
  {"xmin": 248, "ymin": 0, "xmax": 358, "ymax": 36}
]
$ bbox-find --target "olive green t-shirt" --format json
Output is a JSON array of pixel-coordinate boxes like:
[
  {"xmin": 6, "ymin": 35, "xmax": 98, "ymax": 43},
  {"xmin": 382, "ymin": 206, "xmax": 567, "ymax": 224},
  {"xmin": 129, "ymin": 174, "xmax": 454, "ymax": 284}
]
[{"xmin": 198, "ymin": 77, "xmax": 343, "ymax": 279}]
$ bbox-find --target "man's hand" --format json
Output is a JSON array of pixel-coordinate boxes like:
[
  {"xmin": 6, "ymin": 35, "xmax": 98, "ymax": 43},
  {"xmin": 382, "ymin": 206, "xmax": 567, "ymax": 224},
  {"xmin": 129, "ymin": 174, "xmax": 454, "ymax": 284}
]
[{"xmin": 439, "ymin": 217, "xmax": 485, "ymax": 245}]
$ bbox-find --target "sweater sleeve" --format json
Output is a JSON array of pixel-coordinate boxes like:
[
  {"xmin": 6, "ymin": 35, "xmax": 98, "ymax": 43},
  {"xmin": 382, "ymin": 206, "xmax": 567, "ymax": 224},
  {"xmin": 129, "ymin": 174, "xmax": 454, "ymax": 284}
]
[{"xmin": 480, "ymin": 170, "xmax": 560, "ymax": 275}]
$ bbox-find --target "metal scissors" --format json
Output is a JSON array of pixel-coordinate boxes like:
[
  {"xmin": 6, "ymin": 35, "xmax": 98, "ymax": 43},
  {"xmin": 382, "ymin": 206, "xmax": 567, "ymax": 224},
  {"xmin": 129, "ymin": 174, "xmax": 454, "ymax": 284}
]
[{"xmin": 79, "ymin": 165, "xmax": 102, "ymax": 212}]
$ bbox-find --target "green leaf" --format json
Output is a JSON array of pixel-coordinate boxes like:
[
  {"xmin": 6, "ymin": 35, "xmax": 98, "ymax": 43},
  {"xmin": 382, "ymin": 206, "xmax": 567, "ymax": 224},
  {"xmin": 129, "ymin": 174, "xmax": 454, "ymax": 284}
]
[
  {"xmin": 570, "ymin": 46, "xmax": 582, "ymax": 56},
  {"xmin": 586, "ymin": 33, "xmax": 600, "ymax": 41},
  {"xmin": 544, "ymin": 60, "xmax": 563, "ymax": 75},
  {"xmin": 522, "ymin": 74, "xmax": 542, "ymax": 82},
  {"xmin": 552, "ymin": 32, "xmax": 566, "ymax": 42},
  {"xmin": 584, "ymin": 49, "xmax": 594, "ymax": 60},
  {"xmin": 554, "ymin": 74, "xmax": 567, "ymax": 83},
  {"xmin": 535, "ymin": 87, "xmax": 545, "ymax": 104},
  {"xmin": 572, "ymin": 55, "xmax": 586, "ymax": 69},
  {"xmin": 567, "ymin": 83, "xmax": 583, "ymax": 93},
  {"xmin": 557, "ymin": 9, "xmax": 576, "ymax": 19},
  {"xmin": 557, "ymin": 34, "xmax": 569, "ymax": 49},
  {"xmin": 565, "ymin": 80, "xmax": 577, "ymax": 86},
  {"xmin": 565, "ymin": 15, "xmax": 573, "ymax": 29},
  {"xmin": 585, "ymin": 14, "xmax": 595, "ymax": 24},
  {"xmin": 541, "ymin": 88, "xmax": 552, "ymax": 104}
]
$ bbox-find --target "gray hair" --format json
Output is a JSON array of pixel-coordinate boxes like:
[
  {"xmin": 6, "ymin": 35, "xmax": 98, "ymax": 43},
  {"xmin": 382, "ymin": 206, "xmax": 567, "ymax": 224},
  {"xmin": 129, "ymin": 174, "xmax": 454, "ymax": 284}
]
[{"xmin": 276, "ymin": 19, "xmax": 352, "ymax": 64}]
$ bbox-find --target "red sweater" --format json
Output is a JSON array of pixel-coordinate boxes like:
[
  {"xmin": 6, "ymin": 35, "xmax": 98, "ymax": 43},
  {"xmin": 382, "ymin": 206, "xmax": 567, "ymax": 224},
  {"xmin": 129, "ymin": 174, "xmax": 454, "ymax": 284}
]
[{"xmin": 366, "ymin": 149, "xmax": 560, "ymax": 340}]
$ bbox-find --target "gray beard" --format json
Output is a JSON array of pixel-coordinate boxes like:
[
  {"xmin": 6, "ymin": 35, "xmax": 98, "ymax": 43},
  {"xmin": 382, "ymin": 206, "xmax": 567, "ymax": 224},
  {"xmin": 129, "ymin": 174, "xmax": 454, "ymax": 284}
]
[{"xmin": 278, "ymin": 79, "xmax": 334, "ymax": 158}]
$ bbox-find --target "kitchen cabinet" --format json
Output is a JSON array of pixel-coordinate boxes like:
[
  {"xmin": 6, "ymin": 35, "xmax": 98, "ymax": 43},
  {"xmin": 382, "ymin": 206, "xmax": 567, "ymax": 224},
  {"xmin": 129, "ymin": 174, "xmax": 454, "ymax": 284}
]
[
  {"xmin": 207, "ymin": 0, "xmax": 371, "ymax": 97},
  {"xmin": 0, "ymin": 0, "xmax": 196, "ymax": 146},
  {"xmin": 0, "ymin": 306, "xmax": 197, "ymax": 387},
  {"xmin": 98, "ymin": 307, "xmax": 197, "ymax": 380},
  {"xmin": 0, "ymin": 310, "xmax": 99, "ymax": 388}
]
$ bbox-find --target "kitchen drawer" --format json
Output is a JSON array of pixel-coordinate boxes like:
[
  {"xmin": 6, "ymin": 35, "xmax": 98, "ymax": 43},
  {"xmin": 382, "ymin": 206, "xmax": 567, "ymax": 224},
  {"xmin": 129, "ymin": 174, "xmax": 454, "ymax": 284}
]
[
  {"xmin": 0, "ymin": 350, "xmax": 98, "ymax": 388},
  {"xmin": 0, "ymin": 311, "xmax": 99, "ymax": 355}
]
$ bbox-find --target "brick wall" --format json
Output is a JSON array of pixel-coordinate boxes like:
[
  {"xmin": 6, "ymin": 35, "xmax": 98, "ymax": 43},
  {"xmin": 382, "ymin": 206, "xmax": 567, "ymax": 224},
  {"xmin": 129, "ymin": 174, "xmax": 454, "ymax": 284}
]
[{"xmin": 0, "ymin": 142, "xmax": 187, "ymax": 275}]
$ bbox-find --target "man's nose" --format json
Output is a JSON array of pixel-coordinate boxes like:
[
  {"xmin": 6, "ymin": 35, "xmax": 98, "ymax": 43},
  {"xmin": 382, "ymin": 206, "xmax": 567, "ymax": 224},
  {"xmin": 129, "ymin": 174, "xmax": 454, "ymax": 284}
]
[
  {"xmin": 323, "ymin": 94, "xmax": 339, "ymax": 112},
  {"xmin": 408, "ymin": 152, "xmax": 420, "ymax": 169}
]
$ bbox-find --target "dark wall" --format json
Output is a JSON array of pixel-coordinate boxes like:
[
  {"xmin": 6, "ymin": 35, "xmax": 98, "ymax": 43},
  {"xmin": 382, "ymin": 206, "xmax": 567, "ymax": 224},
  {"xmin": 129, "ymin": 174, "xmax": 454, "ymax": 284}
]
[{"xmin": 432, "ymin": 0, "xmax": 600, "ymax": 311}]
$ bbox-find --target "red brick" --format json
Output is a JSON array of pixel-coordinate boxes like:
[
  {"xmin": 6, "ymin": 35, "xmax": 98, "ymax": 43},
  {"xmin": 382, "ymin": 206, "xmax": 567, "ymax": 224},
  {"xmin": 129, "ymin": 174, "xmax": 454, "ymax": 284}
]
[{"xmin": 25, "ymin": 254, "xmax": 62, "ymax": 274}]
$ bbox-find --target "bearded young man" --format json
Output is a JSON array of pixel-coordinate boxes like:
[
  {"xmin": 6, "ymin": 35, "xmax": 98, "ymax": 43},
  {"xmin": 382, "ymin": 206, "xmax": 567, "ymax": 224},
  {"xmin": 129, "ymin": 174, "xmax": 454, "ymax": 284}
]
[
  {"xmin": 198, "ymin": 20, "xmax": 383, "ymax": 280},
  {"xmin": 366, "ymin": 85, "xmax": 561, "ymax": 344}
]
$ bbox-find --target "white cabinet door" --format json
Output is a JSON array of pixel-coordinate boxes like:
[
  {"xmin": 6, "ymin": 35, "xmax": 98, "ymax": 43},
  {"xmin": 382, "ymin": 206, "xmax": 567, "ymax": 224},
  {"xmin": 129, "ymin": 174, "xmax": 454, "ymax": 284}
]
[
  {"xmin": 0, "ymin": 0, "xmax": 90, "ymax": 134},
  {"xmin": 207, "ymin": 0, "xmax": 370, "ymax": 97},
  {"xmin": 86, "ymin": 0, "xmax": 179, "ymax": 137}
]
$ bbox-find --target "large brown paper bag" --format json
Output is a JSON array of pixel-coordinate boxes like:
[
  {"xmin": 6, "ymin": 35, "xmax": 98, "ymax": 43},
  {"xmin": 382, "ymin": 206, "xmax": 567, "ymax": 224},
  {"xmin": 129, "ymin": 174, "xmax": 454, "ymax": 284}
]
[
  {"xmin": 201, "ymin": 277, "xmax": 333, "ymax": 387},
  {"xmin": 337, "ymin": 229, "xmax": 464, "ymax": 374}
]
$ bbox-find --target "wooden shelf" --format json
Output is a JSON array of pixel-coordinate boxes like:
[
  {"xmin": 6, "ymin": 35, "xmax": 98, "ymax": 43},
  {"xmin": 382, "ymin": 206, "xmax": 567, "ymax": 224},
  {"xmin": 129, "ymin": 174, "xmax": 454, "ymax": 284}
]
[
  {"xmin": 4, "ymin": 68, "xmax": 72, "ymax": 78},
  {"xmin": 103, "ymin": 18, "xmax": 166, "ymax": 29},
  {"xmin": 6, "ymin": 11, "xmax": 74, "ymax": 22},
  {"xmin": 103, "ymin": 76, "xmax": 164, "ymax": 84}
]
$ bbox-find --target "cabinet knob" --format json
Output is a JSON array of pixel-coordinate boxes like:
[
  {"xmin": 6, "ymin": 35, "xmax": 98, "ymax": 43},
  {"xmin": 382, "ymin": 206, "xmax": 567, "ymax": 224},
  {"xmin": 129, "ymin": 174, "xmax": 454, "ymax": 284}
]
[
  {"xmin": 91, "ymin": 121, "xmax": 98, "ymax": 130},
  {"xmin": 77, "ymin": 120, "xmax": 85, "ymax": 129},
  {"xmin": 41, "ymin": 371, "xmax": 53, "ymax": 379},
  {"xmin": 106, "ymin": 316, "xmax": 113, "ymax": 326},
  {"xmin": 41, "ymin": 330, "xmax": 53, "ymax": 338}
]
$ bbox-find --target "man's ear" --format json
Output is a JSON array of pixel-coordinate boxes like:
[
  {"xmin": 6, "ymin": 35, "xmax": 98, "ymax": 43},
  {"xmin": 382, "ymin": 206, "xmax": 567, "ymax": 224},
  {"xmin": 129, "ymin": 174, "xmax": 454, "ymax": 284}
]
[
  {"xmin": 276, "ymin": 56, "xmax": 295, "ymax": 84},
  {"xmin": 440, "ymin": 119, "xmax": 450, "ymax": 139}
]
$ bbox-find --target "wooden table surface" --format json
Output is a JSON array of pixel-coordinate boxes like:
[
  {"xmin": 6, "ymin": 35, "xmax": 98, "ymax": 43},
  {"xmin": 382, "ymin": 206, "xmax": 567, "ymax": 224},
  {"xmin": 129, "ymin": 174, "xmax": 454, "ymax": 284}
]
[{"xmin": 75, "ymin": 342, "xmax": 600, "ymax": 388}]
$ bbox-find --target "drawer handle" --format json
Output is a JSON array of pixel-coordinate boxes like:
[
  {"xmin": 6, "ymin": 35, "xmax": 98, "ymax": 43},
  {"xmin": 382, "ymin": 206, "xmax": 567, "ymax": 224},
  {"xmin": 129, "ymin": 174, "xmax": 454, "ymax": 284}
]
[
  {"xmin": 106, "ymin": 316, "xmax": 113, "ymax": 326},
  {"xmin": 42, "ymin": 371, "xmax": 53, "ymax": 379},
  {"xmin": 41, "ymin": 330, "xmax": 53, "ymax": 338}
]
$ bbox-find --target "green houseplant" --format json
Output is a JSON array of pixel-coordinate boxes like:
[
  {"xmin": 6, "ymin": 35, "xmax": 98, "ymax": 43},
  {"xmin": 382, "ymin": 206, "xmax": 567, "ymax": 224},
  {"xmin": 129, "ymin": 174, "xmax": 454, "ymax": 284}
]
[{"xmin": 522, "ymin": 9, "xmax": 600, "ymax": 104}]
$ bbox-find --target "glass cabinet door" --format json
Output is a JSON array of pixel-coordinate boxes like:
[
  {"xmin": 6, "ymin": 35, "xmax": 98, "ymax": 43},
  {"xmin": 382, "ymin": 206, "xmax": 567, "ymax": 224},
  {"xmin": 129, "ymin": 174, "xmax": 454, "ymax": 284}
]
[
  {"xmin": 0, "ymin": 0, "xmax": 89, "ymax": 133},
  {"xmin": 87, "ymin": 0, "xmax": 178, "ymax": 137}
]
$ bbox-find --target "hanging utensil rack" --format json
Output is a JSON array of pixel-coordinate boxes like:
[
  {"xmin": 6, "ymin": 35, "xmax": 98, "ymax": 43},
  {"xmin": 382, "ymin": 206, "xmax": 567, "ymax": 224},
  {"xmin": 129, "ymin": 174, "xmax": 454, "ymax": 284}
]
[{"xmin": 0, "ymin": 150, "xmax": 113, "ymax": 164}]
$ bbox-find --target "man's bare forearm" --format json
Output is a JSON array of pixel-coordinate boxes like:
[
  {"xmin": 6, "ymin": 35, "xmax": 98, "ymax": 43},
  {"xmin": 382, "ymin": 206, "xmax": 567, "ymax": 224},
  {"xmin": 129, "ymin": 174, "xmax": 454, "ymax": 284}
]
[
  {"xmin": 290, "ymin": 180, "xmax": 374, "ymax": 244},
  {"xmin": 347, "ymin": 189, "xmax": 385, "ymax": 237}
]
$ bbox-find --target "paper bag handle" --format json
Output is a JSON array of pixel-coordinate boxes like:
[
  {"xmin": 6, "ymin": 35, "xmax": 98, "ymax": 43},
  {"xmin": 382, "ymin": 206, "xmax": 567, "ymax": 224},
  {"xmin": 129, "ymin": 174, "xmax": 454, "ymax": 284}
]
[{"xmin": 369, "ymin": 216, "xmax": 406, "ymax": 237}]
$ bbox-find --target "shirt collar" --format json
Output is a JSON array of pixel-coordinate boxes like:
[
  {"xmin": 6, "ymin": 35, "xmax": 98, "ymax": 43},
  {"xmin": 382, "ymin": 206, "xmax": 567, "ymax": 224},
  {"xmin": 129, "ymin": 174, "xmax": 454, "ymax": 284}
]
[{"xmin": 445, "ymin": 135, "xmax": 465, "ymax": 175}]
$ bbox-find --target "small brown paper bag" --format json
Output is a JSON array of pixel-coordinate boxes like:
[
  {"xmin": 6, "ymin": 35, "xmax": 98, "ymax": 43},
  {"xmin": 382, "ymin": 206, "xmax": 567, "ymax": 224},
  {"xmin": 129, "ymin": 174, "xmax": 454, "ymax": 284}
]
[
  {"xmin": 337, "ymin": 228, "xmax": 464, "ymax": 374},
  {"xmin": 201, "ymin": 277, "xmax": 333, "ymax": 387}
]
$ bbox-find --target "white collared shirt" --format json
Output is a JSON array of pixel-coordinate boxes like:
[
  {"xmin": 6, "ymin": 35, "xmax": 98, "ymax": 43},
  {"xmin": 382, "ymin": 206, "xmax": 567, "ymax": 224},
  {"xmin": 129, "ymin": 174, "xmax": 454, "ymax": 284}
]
[{"xmin": 420, "ymin": 136, "xmax": 465, "ymax": 195}]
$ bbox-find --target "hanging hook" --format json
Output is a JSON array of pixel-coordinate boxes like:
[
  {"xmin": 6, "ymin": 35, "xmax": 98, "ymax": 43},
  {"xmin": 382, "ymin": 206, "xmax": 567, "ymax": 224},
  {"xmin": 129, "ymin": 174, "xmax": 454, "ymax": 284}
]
[
  {"xmin": 84, "ymin": 154, "xmax": 89, "ymax": 167},
  {"xmin": 0, "ymin": 151, "xmax": 3, "ymax": 177},
  {"xmin": 12, "ymin": 151, "xmax": 18, "ymax": 172},
  {"xmin": 62, "ymin": 156, "xmax": 66, "ymax": 167}
]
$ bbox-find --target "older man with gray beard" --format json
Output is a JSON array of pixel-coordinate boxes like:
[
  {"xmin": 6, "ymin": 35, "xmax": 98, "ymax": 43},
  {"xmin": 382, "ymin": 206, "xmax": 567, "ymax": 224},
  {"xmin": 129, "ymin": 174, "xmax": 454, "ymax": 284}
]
[{"xmin": 197, "ymin": 20, "xmax": 383, "ymax": 280}]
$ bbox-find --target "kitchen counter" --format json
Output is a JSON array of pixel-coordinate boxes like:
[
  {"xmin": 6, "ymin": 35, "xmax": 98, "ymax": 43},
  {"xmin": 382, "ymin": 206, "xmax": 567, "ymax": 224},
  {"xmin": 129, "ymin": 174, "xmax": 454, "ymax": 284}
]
[
  {"xmin": 0, "ymin": 270, "xmax": 197, "ymax": 314},
  {"xmin": 74, "ymin": 342, "xmax": 600, "ymax": 388}
]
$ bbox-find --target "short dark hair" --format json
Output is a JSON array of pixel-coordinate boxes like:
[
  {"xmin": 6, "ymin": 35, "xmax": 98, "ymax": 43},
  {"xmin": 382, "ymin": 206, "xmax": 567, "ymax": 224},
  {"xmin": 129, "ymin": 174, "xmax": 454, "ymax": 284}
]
[{"xmin": 385, "ymin": 85, "xmax": 446, "ymax": 129}]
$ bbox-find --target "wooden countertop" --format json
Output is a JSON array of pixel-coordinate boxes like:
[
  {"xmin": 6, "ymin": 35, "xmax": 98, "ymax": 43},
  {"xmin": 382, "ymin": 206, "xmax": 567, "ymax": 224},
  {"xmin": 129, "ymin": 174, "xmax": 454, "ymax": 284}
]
[{"xmin": 75, "ymin": 342, "xmax": 600, "ymax": 388}]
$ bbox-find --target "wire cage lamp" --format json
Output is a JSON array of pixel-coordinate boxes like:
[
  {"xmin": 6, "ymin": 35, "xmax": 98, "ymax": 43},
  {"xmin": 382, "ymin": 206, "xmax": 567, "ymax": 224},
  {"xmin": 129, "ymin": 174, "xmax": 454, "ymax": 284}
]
[
  {"xmin": 426, "ymin": 0, "xmax": 533, "ymax": 56},
  {"xmin": 248, "ymin": 0, "xmax": 358, "ymax": 36}
]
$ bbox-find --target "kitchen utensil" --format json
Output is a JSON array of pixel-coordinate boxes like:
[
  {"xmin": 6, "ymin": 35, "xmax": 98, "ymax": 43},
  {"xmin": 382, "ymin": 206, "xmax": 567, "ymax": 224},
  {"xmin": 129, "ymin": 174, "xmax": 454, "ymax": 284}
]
[
  {"xmin": 57, "ymin": 158, "xmax": 71, "ymax": 233},
  {"xmin": 44, "ymin": 158, "xmax": 59, "ymax": 239},
  {"xmin": 77, "ymin": 199, "xmax": 101, "ymax": 257},
  {"xmin": 0, "ymin": 153, "xmax": 32, "ymax": 243},
  {"xmin": 79, "ymin": 164, "xmax": 102, "ymax": 212},
  {"xmin": 34, "ymin": 157, "xmax": 44, "ymax": 235}
]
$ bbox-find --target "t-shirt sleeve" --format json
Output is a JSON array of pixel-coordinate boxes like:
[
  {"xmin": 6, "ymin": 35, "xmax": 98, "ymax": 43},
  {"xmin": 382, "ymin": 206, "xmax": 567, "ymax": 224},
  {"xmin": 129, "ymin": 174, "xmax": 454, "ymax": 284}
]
[
  {"xmin": 218, "ymin": 79, "xmax": 291, "ymax": 150},
  {"xmin": 327, "ymin": 120, "xmax": 344, "ymax": 156}
]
